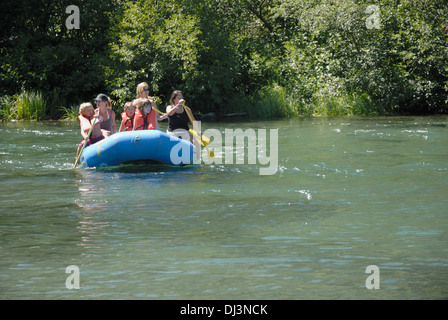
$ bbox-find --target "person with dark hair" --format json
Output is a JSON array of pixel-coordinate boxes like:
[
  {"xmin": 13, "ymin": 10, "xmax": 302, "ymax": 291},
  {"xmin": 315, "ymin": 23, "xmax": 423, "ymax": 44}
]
[
  {"xmin": 94, "ymin": 93, "xmax": 116, "ymax": 137},
  {"xmin": 166, "ymin": 90, "xmax": 196, "ymax": 140}
]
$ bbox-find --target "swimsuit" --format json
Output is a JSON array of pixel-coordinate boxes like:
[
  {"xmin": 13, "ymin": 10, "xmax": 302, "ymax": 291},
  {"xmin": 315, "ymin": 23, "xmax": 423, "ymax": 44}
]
[
  {"xmin": 168, "ymin": 107, "xmax": 189, "ymax": 132},
  {"xmin": 100, "ymin": 109, "xmax": 114, "ymax": 132}
]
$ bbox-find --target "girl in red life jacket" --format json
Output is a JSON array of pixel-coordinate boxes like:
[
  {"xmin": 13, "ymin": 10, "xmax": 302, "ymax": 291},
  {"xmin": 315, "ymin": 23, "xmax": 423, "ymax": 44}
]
[
  {"xmin": 119, "ymin": 102, "xmax": 135, "ymax": 132},
  {"xmin": 134, "ymin": 83, "xmax": 167, "ymax": 127},
  {"xmin": 76, "ymin": 102, "xmax": 105, "ymax": 158},
  {"xmin": 133, "ymin": 98, "xmax": 160, "ymax": 131}
]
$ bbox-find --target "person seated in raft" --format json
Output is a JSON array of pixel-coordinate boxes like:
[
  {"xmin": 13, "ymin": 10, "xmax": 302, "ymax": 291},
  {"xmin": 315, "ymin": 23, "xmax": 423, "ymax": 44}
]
[
  {"xmin": 166, "ymin": 90, "xmax": 196, "ymax": 141},
  {"xmin": 76, "ymin": 102, "xmax": 105, "ymax": 158},
  {"xmin": 134, "ymin": 82, "xmax": 167, "ymax": 123},
  {"xmin": 119, "ymin": 102, "xmax": 135, "ymax": 132},
  {"xmin": 94, "ymin": 93, "xmax": 116, "ymax": 137},
  {"xmin": 133, "ymin": 98, "xmax": 161, "ymax": 131}
]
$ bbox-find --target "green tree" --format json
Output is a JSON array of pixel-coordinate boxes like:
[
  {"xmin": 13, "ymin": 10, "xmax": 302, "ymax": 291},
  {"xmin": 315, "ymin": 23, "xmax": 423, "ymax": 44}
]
[
  {"xmin": 1, "ymin": 0, "xmax": 447, "ymax": 119},
  {"xmin": 0, "ymin": 0, "xmax": 119, "ymax": 118},
  {"xmin": 273, "ymin": 0, "xmax": 448, "ymax": 114},
  {"xmin": 106, "ymin": 0, "xmax": 248, "ymax": 113}
]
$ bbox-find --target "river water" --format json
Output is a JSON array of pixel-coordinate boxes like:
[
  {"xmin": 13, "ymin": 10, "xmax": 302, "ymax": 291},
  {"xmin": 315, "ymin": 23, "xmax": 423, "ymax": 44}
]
[{"xmin": 0, "ymin": 116, "xmax": 447, "ymax": 300}]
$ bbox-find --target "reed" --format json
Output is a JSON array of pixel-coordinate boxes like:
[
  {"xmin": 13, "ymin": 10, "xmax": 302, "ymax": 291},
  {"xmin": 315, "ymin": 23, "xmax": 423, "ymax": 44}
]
[
  {"xmin": 16, "ymin": 90, "xmax": 47, "ymax": 120},
  {"xmin": 227, "ymin": 84, "xmax": 315, "ymax": 119},
  {"xmin": 0, "ymin": 95, "xmax": 17, "ymax": 121},
  {"xmin": 312, "ymin": 92, "xmax": 383, "ymax": 116},
  {"xmin": 254, "ymin": 84, "xmax": 295, "ymax": 118},
  {"xmin": 60, "ymin": 105, "xmax": 79, "ymax": 121}
]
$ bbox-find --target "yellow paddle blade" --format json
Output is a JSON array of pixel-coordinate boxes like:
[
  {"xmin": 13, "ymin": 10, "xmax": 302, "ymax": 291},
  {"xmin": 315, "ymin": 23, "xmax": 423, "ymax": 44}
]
[
  {"xmin": 190, "ymin": 129, "xmax": 214, "ymax": 157},
  {"xmin": 190, "ymin": 129, "xmax": 204, "ymax": 146},
  {"xmin": 199, "ymin": 131, "xmax": 210, "ymax": 146},
  {"xmin": 189, "ymin": 129, "xmax": 210, "ymax": 146}
]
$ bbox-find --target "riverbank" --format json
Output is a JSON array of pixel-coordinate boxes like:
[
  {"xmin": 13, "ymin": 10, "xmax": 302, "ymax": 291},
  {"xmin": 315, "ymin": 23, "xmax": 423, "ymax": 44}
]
[{"xmin": 1, "ymin": 89, "xmax": 447, "ymax": 123}]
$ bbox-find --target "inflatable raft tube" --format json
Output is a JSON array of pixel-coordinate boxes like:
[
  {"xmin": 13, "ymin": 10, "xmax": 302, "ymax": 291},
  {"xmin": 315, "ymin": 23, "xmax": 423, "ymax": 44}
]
[{"xmin": 79, "ymin": 130, "xmax": 197, "ymax": 168}]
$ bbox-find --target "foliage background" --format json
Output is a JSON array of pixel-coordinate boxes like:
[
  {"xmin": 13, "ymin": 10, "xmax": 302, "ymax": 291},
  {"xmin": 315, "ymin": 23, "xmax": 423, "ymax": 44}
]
[{"xmin": 1, "ymin": 0, "xmax": 447, "ymax": 120}]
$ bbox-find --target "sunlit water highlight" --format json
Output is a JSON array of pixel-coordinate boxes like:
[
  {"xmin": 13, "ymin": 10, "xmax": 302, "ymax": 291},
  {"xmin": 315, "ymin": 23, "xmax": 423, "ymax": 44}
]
[{"xmin": 0, "ymin": 117, "xmax": 447, "ymax": 299}]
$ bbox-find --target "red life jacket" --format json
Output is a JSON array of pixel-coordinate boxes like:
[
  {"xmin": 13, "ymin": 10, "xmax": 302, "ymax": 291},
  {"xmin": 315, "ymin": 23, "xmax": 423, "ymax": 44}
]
[
  {"xmin": 121, "ymin": 112, "xmax": 134, "ymax": 131},
  {"xmin": 134, "ymin": 108, "xmax": 156, "ymax": 130},
  {"xmin": 78, "ymin": 114, "xmax": 100, "ymax": 137}
]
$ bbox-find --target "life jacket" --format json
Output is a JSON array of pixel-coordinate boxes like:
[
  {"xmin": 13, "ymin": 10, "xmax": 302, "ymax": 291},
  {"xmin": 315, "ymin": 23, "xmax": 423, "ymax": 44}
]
[
  {"xmin": 134, "ymin": 108, "xmax": 156, "ymax": 130},
  {"xmin": 121, "ymin": 112, "xmax": 134, "ymax": 131},
  {"xmin": 78, "ymin": 114, "xmax": 100, "ymax": 138}
]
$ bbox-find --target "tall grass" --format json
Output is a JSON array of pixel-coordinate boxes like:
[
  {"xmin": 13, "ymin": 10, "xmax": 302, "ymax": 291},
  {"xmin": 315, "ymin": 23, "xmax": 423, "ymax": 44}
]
[
  {"xmin": 227, "ymin": 83, "xmax": 382, "ymax": 119},
  {"xmin": 0, "ymin": 90, "xmax": 52, "ymax": 121},
  {"xmin": 0, "ymin": 95, "xmax": 17, "ymax": 121},
  {"xmin": 252, "ymin": 84, "xmax": 307, "ymax": 118},
  {"xmin": 60, "ymin": 105, "xmax": 79, "ymax": 121},
  {"xmin": 15, "ymin": 90, "xmax": 47, "ymax": 120},
  {"xmin": 227, "ymin": 83, "xmax": 313, "ymax": 119},
  {"xmin": 0, "ymin": 85, "xmax": 386, "ymax": 122},
  {"xmin": 312, "ymin": 92, "xmax": 383, "ymax": 116}
]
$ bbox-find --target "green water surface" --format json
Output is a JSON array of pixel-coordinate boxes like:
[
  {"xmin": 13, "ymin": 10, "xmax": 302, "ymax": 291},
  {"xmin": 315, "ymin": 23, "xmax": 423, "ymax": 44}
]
[{"xmin": 0, "ymin": 117, "xmax": 447, "ymax": 299}]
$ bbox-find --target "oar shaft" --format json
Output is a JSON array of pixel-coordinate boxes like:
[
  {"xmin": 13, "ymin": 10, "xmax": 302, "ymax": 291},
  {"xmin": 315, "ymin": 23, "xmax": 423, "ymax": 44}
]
[
  {"xmin": 154, "ymin": 107, "xmax": 166, "ymax": 116},
  {"xmin": 183, "ymin": 107, "xmax": 215, "ymax": 157},
  {"xmin": 184, "ymin": 106, "xmax": 201, "ymax": 134},
  {"xmin": 73, "ymin": 116, "xmax": 98, "ymax": 168}
]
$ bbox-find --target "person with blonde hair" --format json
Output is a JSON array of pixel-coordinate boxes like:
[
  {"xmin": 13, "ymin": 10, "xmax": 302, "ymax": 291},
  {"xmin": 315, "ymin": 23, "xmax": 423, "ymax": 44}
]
[
  {"xmin": 119, "ymin": 102, "xmax": 135, "ymax": 132},
  {"xmin": 76, "ymin": 102, "xmax": 104, "ymax": 157},
  {"xmin": 134, "ymin": 82, "xmax": 167, "ymax": 124},
  {"xmin": 136, "ymin": 82, "xmax": 150, "ymax": 100}
]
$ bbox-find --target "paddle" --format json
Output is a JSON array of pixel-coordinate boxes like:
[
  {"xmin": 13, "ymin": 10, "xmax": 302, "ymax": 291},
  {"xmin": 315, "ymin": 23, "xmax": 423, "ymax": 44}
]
[
  {"xmin": 153, "ymin": 106, "xmax": 210, "ymax": 147},
  {"xmin": 189, "ymin": 128, "xmax": 210, "ymax": 147},
  {"xmin": 73, "ymin": 115, "xmax": 98, "ymax": 168},
  {"xmin": 183, "ymin": 106, "xmax": 215, "ymax": 158}
]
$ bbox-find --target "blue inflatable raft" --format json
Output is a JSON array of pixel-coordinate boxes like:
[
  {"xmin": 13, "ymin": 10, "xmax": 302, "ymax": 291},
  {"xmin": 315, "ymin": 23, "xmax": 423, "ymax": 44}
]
[{"xmin": 80, "ymin": 130, "xmax": 197, "ymax": 168}]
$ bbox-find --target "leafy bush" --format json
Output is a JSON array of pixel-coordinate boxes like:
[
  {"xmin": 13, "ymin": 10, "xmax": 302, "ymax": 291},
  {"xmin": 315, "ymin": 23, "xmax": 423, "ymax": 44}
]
[{"xmin": 1, "ymin": 0, "xmax": 446, "ymax": 119}]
